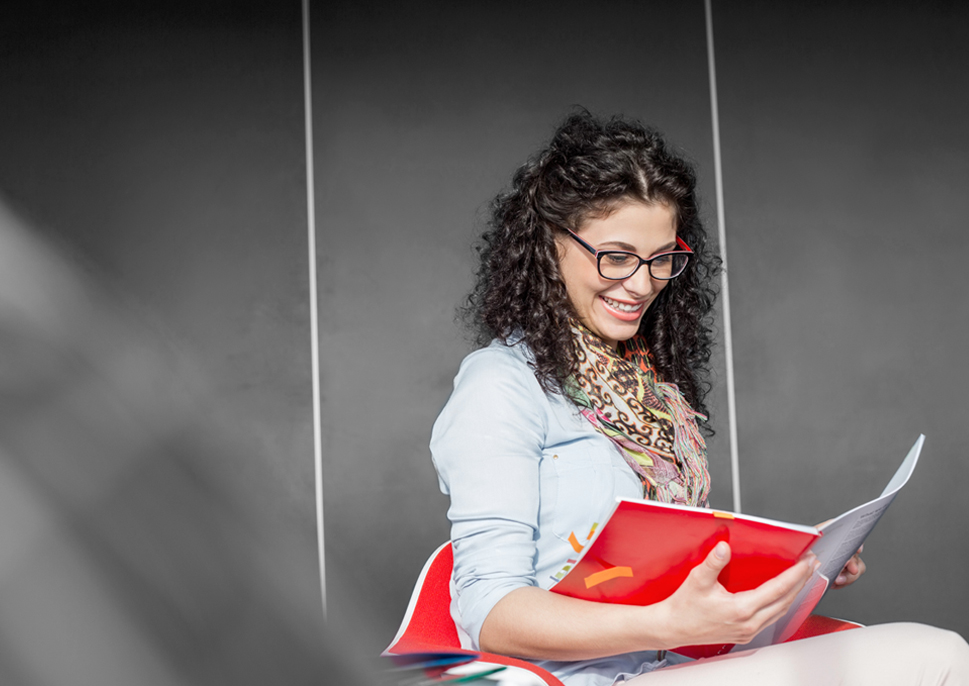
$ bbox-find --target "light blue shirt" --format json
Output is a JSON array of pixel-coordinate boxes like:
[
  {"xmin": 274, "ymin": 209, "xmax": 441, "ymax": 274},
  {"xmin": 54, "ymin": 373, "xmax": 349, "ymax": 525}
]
[{"xmin": 431, "ymin": 340, "xmax": 692, "ymax": 686}]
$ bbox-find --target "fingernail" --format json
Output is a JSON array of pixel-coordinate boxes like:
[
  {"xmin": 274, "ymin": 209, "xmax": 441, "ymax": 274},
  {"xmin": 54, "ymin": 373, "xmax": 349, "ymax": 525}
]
[
  {"xmin": 836, "ymin": 575, "xmax": 846, "ymax": 584},
  {"xmin": 859, "ymin": 545, "xmax": 864, "ymax": 553},
  {"xmin": 714, "ymin": 541, "xmax": 728, "ymax": 559}
]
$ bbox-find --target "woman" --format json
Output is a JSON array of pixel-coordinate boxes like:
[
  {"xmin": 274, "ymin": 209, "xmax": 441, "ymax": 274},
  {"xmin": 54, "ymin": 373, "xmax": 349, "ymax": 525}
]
[{"xmin": 430, "ymin": 111, "xmax": 969, "ymax": 685}]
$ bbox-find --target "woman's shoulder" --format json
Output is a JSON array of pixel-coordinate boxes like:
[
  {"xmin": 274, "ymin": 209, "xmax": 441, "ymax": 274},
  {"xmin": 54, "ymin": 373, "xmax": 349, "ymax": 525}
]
[
  {"xmin": 454, "ymin": 338, "xmax": 539, "ymax": 387},
  {"xmin": 461, "ymin": 337, "xmax": 532, "ymax": 369},
  {"xmin": 433, "ymin": 339, "xmax": 555, "ymax": 462},
  {"xmin": 443, "ymin": 338, "xmax": 546, "ymax": 406}
]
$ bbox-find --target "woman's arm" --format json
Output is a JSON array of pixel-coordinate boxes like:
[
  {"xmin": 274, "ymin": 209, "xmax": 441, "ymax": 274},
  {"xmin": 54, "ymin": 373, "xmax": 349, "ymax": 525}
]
[
  {"xmin": 431, "ymin": 346, "xmax": 554, "ymax": 647},
  {"xmin": 480, "ymin": 541, "xmax": 819, "ymax": 661}
]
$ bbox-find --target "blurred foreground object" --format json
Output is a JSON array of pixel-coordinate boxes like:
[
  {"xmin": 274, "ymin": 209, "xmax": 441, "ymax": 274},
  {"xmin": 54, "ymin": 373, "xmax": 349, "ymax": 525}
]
[{"xmin": 0, "ymin": 199, "xmax": 372, "ymax": 685}]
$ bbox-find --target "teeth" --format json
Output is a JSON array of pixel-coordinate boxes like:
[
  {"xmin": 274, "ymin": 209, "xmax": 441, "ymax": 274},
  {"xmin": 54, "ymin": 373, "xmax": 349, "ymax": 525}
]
[{"xmin": 603, "ymin": 296, "xmax": 643, "ymax": 313}]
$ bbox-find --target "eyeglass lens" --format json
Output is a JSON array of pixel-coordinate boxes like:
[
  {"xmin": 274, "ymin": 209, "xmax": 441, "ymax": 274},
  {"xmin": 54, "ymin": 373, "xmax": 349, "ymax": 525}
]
[{"xmin": 598, "ymin": 252, "xmax": 689, "ymax": 280}]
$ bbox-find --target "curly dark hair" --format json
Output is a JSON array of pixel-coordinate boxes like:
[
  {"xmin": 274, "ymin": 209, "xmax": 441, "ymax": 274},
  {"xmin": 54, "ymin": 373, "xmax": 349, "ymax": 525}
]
[{"xmin": 462, "ymin": 110, "xmax": 721, "ymax": 422}]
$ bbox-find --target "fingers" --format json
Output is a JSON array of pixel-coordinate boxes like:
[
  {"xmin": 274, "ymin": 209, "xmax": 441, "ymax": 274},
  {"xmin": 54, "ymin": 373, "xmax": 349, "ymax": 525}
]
[
  {"xmin": 689, "ymin": 541, "xmax": 731, "ymax": 589},
  {"xmin": 698, "ymin": 555, "xmax": 816, "ymax": 645},
  {"xmin": 741, "ymin": 555, "xmax": 816, "ymax": 612},
  {"xmin": 756, "ymin": 558, "xmax": 816, "ymax": 614},
  {"xmin": 835, "ymin": 556, "xmax": 858, "ymax": 585},
  {"xmin": 731, "ymin": 556, "xmax": 818, "ymax": 639},
  {"xmin": 834, "ymin": 553, "xmax": 866, "ymax": 588},
  {"xmin": 708, "ymin": 541, "xmax": 730, "ymax": 569},
  {"xmin": 755, "ymin": 553, "xmax": 817, "ymax": 600},
  {"xmin": 666, "ymin": 547, "xmax": 818, "ymax": 647}
]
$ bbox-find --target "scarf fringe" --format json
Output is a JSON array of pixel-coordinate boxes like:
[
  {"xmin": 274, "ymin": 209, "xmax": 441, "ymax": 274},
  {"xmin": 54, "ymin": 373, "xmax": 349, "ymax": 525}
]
[{"xmin": 656, "ymin": 381, "xmax": 709, "ymax": 501}]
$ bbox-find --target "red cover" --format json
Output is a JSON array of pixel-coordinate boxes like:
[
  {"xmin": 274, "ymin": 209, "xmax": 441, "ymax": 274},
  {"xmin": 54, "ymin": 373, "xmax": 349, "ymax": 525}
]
[{"xmin": 550, "ymin": 499, "xmax": 820, "ymax": 658}]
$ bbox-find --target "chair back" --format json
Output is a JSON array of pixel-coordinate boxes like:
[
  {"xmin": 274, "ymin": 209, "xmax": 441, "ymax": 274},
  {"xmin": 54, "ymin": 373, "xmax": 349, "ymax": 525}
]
[
  {"xmin": 385, "ymin": 542, "xmax": 462, "ymax": 654},
  {"xmin": 385, "ymin": 542, "xmax": 566, "ymax": 686}
]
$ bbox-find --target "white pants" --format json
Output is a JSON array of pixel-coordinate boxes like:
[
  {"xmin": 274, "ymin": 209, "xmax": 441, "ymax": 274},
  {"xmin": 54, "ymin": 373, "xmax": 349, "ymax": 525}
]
[{"xmin": 626, "ymin": 623, "xmax": 969, "ymax": 686}]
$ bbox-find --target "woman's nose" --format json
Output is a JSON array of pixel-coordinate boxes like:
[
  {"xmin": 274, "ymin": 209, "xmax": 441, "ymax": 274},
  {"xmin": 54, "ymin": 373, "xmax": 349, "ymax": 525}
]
[{"xmin": 621, "ymin": 265, "xmax": 655, "ymax": 298}]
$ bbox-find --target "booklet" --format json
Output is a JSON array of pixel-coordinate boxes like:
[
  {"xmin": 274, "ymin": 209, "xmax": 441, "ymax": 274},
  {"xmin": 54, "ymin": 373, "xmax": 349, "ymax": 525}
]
[
  {"xmin": 739, "ymin": 434, "xmax": 923, "ymax": 652},
  {"xmin": 548, "ymin": 435, "xmax": 924, "ymax": 658}
]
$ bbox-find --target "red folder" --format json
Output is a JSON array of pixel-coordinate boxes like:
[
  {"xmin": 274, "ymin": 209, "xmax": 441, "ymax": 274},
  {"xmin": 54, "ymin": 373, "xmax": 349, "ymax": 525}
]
[{"xmin": 549, "ymin": 498, "xmax": 820, "ymax": 659}]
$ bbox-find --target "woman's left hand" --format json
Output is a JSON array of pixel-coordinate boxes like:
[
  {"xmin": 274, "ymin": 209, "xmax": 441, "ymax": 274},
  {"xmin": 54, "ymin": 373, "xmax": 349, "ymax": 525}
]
[{"xmin": 833, "ymin": 546, "xmax": 865, "ymax": 589}]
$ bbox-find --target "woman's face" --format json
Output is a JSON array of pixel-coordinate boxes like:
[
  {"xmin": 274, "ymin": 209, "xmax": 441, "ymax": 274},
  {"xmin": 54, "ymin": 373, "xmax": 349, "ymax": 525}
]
[{"xmin": 557, "ymin": 201, "xmax": 677, "ymax": 349}]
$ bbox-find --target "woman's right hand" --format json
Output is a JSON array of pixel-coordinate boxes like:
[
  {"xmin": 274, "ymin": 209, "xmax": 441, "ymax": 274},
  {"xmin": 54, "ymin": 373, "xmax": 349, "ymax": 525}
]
[
  {"xmin": 478, "ymin": 541, "xmax": 819, "ymax": 661},
  {"xmin": 655, "ymin": 541, "xmax": 819, "ymax": 649}
]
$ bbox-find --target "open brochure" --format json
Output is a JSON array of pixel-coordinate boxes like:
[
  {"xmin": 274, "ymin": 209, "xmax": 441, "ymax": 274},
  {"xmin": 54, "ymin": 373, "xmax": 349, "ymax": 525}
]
[
  {"xmin": 549, "ymin": 435, "xmax": 924, "ymax": 658},
  {"xmin": 740, "ymin": 434, "xmax": 924, "ymax": 651}
]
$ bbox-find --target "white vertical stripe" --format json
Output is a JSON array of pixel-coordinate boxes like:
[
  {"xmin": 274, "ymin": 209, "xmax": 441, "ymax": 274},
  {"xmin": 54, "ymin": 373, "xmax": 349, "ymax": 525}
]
[
  {"xmin": 302, "ymin": 0, "xmax": 327, "ymax": 617},
  {"xmin": 704, "ymin": 0, "xmax": 742, "ymax": 513}
]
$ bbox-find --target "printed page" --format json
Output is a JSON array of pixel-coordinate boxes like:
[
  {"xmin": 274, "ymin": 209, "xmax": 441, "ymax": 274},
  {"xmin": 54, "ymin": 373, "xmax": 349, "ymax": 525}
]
[
  {"xmin": 812, "ymin": 434, "xmax": 922, "ymax": 580},
  {"xmin": 731, "ymin": 435, "xmax": 924, "ymax": 652}
]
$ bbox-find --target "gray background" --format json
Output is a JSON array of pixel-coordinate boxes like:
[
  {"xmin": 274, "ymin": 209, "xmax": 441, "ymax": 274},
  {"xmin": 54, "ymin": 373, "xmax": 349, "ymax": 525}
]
[
  {"xmin": 317, "ymin": 0, "xmax": 969, "ymax": 655},
  {"xmin": 0, "ymin": 1, "xmax": 332, "ymax": 682},
  {"xmin": 1, "ymin": 0, "xmax": 967, "ymax": 673},
  {"xmin": 0, "ymin": 2, "xmax": 314, "ymax": 530},
  {"xmin": 715, "ymin": 0, "xmax": 969, "ymax": 634}
]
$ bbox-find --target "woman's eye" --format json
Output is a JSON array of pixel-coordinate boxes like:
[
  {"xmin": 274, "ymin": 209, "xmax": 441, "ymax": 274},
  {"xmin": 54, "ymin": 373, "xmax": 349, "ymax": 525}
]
[
  {"xmin": 604, "ymin": 253, "xmax": 636, "ymax": 266},
  {"xmin": 651, "ymin": 254, "xmax": 673, "ymax": 266}
]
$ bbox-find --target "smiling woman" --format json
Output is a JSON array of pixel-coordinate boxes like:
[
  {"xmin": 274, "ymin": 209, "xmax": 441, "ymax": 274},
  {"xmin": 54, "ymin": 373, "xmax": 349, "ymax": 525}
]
[{"xmin": 426, "ymin": 110, "xmax": 969, "ymax": 686}]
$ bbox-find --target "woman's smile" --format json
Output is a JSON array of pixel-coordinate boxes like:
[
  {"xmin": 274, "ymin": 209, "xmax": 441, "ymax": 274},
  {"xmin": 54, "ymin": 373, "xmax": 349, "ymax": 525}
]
[{"xmin": 600, "ymin": 294, "xmax": 648, "ymax": 319}]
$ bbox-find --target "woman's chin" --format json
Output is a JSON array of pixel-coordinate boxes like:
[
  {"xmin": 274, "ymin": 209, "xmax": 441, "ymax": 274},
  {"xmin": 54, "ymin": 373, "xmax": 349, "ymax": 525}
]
[{"xmin": 586, "ymin": 318, "xmax": 642, "ymax": 348}]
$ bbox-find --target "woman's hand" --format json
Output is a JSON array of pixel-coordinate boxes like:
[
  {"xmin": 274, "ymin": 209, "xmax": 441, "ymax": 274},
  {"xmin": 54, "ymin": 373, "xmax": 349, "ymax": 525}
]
[
  {"xmin": 656, "ymin": 541, "xmax": 819, "ymax": 649},
  {"xmin": 833, "ymin": 546, "xmax": 865, "ymax": 589},
  {"xmin": 814, "ymin": 520, "xmax": 866, "ymax": 589},
  {"xmin": 479, "ymin": 541, "xmax": 819, "ymax": 660}
]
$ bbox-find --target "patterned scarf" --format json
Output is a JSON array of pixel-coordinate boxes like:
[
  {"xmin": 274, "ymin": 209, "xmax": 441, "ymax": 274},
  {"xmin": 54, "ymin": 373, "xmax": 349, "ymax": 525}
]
[{"xmin": 565, "ymin": 323, "xmax": 710, "ymax": 506}]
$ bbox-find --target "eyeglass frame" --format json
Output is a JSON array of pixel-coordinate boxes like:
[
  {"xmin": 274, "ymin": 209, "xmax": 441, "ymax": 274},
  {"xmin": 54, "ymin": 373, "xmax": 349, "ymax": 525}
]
[{"xmin": 563, "ymin": 227, "xmax": 694, "ymax": 281}]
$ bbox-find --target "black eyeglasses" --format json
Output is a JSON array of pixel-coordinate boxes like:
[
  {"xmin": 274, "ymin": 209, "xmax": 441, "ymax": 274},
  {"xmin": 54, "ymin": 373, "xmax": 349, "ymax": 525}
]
[{"xmin": 564, "ymin": 228, "xmax": 694, "ymax": 280}]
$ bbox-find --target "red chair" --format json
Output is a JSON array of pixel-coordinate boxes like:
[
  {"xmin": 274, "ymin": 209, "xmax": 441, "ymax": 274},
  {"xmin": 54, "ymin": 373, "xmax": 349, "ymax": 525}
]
[
  {"xmin": 385, "ymin": 543, "xmax": 860, "ymax": 685},
  {"xmin": 384, "ymin": 542, "xmax": 566, "ymax": 686}
]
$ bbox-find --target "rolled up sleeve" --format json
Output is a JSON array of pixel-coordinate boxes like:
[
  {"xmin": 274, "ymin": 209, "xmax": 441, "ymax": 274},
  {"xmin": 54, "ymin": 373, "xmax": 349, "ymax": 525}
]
[{"xmin": 430, "ymin": 345, "xmax": 549, "ymax": 648}]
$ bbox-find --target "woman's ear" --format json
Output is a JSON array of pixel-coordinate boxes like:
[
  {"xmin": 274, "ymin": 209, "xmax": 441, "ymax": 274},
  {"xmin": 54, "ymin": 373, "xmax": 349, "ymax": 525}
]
[{"xmin": 553, "ymin": 230, "xmax": 568, "ymax": 260}]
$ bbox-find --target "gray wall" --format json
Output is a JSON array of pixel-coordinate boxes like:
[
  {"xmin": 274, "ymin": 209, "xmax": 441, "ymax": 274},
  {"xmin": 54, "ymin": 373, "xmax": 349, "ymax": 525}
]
[
  {"xmin": 0, "ymin": 2, "xmax": 330, "ymax": 682},
  {"xmin": 715, "ymin": 1, "xmax": 969, "ymax": 634},
  {"xmin": 316, "ymin": 0, "xmax": 969, "ymax": 654},
  {"xmin": 1, "ymin": 3, "xmax": 313, "ymax": 523}
]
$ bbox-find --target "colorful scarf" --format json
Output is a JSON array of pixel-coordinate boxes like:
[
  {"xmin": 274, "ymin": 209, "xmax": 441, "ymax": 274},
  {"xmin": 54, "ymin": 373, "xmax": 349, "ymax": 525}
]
[{"xmin": 565, "ymin": 323, "xmax": 710, "ymax": 506}]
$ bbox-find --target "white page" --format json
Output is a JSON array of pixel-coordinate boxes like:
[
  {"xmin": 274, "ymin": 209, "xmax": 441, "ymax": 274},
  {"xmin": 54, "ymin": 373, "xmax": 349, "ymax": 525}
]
[
  {"xmin": 730, "ymin": 435, "xmax": 924, "ymax": 652},
  {"xmin": 812, "ymin": 434, "xmax": 923, "ymax": 580}
]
